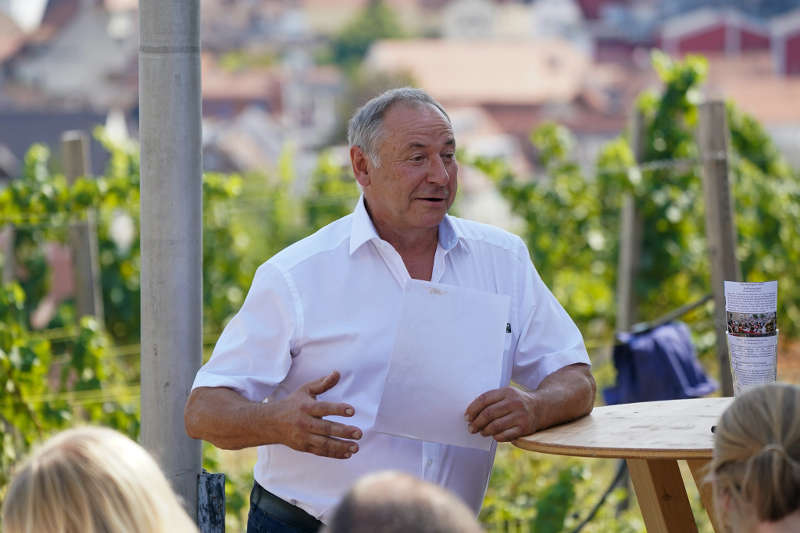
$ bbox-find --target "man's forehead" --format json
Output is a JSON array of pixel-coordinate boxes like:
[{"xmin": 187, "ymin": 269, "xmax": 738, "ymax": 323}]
[
  {"xmin": 384, "ymin": 101, "xmax": 449, "ymax": 124},
  {"xmin": 381, "ymin": 102, "xmax": 455, "ymax": 144}
]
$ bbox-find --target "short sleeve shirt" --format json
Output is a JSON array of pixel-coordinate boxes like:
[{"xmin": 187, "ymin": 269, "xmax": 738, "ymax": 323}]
[{"xmin": 192, "ymin": 196, "xmax": 590, "ymax": 521}]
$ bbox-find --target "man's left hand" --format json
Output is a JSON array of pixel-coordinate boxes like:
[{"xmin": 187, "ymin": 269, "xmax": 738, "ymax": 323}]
[{"xmin": 464, "ymin": 387, "xmax": 536, "ymax": 442}]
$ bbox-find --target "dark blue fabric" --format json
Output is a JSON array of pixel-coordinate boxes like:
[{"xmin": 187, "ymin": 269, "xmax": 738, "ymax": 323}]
[
  {"xmin": 247, "ymin": 499, "xmax": 321, "ymax": 533},
  {"xmin": 603, "ymin": 321, "xmax": 717, "ymax": 405}
]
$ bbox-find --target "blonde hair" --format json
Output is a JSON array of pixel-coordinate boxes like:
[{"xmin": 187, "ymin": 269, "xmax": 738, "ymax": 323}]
[
  {"xmin": 1, "ymin": 426, "xmax": 198, "ymax": 533},
  {"xmin": 709, "ymin": 383, "xmax": 800, "ymax": 526}
]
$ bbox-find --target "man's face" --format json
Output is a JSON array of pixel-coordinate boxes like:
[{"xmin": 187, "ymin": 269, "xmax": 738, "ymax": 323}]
[{"xmin": 356, "ymin": 103, "xmax": 458, "ymax": 237}]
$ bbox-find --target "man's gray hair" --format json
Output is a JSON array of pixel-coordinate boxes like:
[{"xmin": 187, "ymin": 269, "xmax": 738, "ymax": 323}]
[{"xmin": 347, "ymin": 87, "xmax": 451, "ymax": 167}]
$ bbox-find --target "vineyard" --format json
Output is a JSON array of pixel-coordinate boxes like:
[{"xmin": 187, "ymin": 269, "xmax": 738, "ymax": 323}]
[{"xmin": 1, "ymin": 54, "xmax": 799, "ymax": 532}]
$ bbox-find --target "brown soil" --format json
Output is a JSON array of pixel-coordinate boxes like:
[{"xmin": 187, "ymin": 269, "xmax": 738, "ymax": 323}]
[{"xmin": 777, "ymin": 336, "xmax": 800, "ymax": 384}]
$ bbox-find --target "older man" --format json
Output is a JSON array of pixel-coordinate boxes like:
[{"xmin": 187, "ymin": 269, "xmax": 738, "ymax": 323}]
[{"xmin": 185, "ymin": 88, "xmax": 595, "ymax": 533}]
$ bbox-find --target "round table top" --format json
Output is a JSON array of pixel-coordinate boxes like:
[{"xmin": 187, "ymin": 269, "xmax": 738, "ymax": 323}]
[{"xmin": 513, "ymin": 397, "xmax": 734, "ymax": 460}]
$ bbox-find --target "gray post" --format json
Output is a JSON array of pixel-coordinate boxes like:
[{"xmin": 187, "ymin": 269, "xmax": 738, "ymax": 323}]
[
  {"xmin": 698, "ymin": 101, "xmax": 739, "ymax": 397},
  {"xmin": 616, "ymin": 110, "xmax": 645, "ymax": 332},
  {"xmin": 1, "ymin": 225, "xmax": 14, "ymax": 284},
  {"xmin": 62, "ymin": 131, "xmax": 104, "ymax": 324},
  {"xmin": 139, "ymin": 0, "xmax": 203, "ymax": 520}
]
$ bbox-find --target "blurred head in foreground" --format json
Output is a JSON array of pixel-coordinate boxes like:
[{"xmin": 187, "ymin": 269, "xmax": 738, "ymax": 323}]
[
  {"xmin": 322, "ymin": 471, "xmax": 484, "ymax": 533},
  {"xmin": 1, "ymin": 426, "xmax": 198, "ymax": 533},
  {"xmin": 709, "ymin": 383, "xmax": 800, "ymax": 533}
]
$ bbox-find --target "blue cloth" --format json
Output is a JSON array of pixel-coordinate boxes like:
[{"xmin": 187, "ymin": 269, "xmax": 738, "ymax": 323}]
[
  {"xmin": 247, "ymin": 483, "xmax": 321, "ymax": 533},
  {"xmin": 603, "ymin": 321, "xmax": 717, "ymax": 405},
  {"xmin": 247, "ymin": 502, "xmax": 319, "ymax": 533}
]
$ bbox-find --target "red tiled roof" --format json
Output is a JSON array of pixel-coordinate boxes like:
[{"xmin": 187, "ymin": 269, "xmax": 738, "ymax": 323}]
[
  {"xmin": 704, "ymin": 52, "xmax": 800, "ymax": 125},
  {"xmin": 201, "ymin": 53, "xmax": 282, "ymax": 102},
  {"xmin": 0, "ymin": 12, "xmax": 24, "ymax": 64},
  {"xmin": 104, "ymin": 0, "xmax": 138, "ymax": 12},
  {"xmin": 366, "ymin": 38, "xmax": 592, "ymax": 106}
]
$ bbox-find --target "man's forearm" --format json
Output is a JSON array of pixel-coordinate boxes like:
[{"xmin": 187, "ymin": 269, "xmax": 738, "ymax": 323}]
[
  {"xmin": 184, "ymin": 387, "xmax": 282, "ymax": 450},
  {"xmin": 524, "ymin": 363, "xmax": 595, "ymax": 433},
  {"xmin": 184, "ymin": 373, "xmax": 363, "ymax": 458}
]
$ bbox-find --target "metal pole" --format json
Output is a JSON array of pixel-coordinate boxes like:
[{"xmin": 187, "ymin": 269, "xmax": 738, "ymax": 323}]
[
  {"xmin": 698, "ymin": 100, "xmax": 739, "ymax": 397},
  {"xmin": 139, "ymin": 0, "xmax": 202, "ymax": 519}
]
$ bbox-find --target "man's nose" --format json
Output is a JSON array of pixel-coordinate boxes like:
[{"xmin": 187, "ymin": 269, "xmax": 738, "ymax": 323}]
[{"xmin": 427, "ymin": 155, "xmax": 451, "ymax": 185}]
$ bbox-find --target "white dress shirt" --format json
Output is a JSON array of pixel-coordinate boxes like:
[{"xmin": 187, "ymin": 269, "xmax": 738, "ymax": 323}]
[{"xmin": 192, "ymin": 196, "xmax": 590, "ymax": 522}]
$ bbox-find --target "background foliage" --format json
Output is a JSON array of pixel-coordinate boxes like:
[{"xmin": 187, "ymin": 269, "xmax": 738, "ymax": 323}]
[
  {"xmin": 0, "ymin": 52, "xmax": 797, "ymax": 532},
  {"xmin": 472, "ymin": 52, "xmax": 800, "ymax": 346}
]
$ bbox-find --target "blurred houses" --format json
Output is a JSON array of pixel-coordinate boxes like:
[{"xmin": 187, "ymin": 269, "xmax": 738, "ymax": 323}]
[
  {"xmin": 657, "ymin": 8, "xmax": 770, "ymax": 55},
  {"xmin": 0, "ymin": 0, "xmax": 799, "ymax": 180},
  {"xmin": 366, "ymin": 37, "xmax": 643, "ymax": 169},
  {"xmin": 366, "ymin": 0, "xmax": 800, "ymax": 170},
  {"xmin": 773, "ymin": 8, "xmax": 800, "ymax": 75},
  {"xmin": 198, "ymin": 1, "xmax": 344, "ymax": 176},
  {"xmin": 0, "ymin": 0, "xmax": 137, "ymax": 175},
  {"xmin": 704, "ymin": 49, "xmax": 800, "ymax": 167},
  {"xmin": 0, "ymin": 0, "xmax": 347, "ymax": 180}
]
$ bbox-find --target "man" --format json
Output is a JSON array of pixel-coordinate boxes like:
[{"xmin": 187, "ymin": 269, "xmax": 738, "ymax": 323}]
[
  {"xmin": 321, "ymin": 471, "xmax": 485, "ymax": 533},
  {"xmin": 185, "ymin": 88, "xmax": 595, "ymax": 533}
]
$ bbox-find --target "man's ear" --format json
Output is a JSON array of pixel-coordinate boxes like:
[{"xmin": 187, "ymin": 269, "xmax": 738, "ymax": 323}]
[{"xmin": 350, "ymin": 146, "xmax": 371, "ymax": 188}]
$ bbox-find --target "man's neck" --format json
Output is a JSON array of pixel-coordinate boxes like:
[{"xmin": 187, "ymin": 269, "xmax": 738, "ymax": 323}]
[
  {"xmin": 376, "ymin": 222, "xmax": 439, "ymax": 258},
  {"xmin": 365, "ymin": 203, "xmax": 440, "ymax": 281},
  {"xmin": 375, "ymin": 222, "xmax": 439, "ymax": 281}
]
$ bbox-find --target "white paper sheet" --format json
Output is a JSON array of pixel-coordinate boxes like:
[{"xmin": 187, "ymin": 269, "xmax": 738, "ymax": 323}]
[
  {"xmin": 727, "ymin": 334, "xmax": 778, "ymax": 394},
  {"xmin": 724, "ymin": 281, "xmax": 778, "ymax": 315},
  {"xmin": 373, "ymin": 279, "xmax": 511, "ymax": 450},
  {"xmin": 724, "ymin": 281, "xmax": 778, "ymax": 395}
]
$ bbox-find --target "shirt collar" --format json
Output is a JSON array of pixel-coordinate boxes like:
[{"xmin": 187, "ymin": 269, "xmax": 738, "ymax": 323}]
[{"xmin": 349, "ymin": 195, "xmax": 465, "ymax": 255}]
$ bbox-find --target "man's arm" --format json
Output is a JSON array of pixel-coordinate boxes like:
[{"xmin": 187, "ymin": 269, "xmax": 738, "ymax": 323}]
[
  {"xmin": 464, "ymin": 363, "xmax": 595, "ymax": 442},
  {"xmin": 184, "ymin": 371, "xmax": 363, "ymax": 459}
]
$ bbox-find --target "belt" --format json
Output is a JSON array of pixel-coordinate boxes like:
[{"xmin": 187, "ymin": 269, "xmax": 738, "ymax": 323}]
[{"xmin": 250, "ymin": 482, "xmax": 322, "ymax": 532}]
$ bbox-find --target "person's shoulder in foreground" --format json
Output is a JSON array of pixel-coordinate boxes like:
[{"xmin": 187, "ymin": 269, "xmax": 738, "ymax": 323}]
[
  {"xmin": 1, "ymin": 425, "xmax": 198, "ymax": 533},
  {"xmin": 708, "ymin": 382, "xmax": 800, "ymax": 533},
  {"xmin": 322, "ymin": 471, "xmax": 485, "ymax": 533}
]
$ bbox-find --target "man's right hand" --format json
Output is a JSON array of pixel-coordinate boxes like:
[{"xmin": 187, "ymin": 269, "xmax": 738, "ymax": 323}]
[
  {"xmin": 273, "ymin": 371, "xmax": 363, "ymax": 459},
  {"xmin": 184, "ymin": 371, "xmax": 362, "ymax": 459}
]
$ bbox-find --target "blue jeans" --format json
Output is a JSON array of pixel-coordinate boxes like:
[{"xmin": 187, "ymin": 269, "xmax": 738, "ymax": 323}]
[
  {"xmin": 246, "ymin": 484, "xmax": 322, "ymax": 533},
  {"xmin": 246, "ymin": 503, "xmax": 319, "ymax": 533}
]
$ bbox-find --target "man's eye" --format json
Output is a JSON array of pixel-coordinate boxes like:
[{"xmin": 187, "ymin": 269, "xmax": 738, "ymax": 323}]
[
  {"xmin": 410, "ymin": 155, "xmax": 425, "ymax": 162},
  {"xmin": 442, "ymin": 153, "xmax": 455, "ymax": 161}
]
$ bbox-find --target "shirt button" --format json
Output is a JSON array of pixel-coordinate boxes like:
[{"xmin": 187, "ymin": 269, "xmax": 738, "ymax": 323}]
[{"xmin": 426, "ymin": 459, "xmax": 433, "ymax": 467}]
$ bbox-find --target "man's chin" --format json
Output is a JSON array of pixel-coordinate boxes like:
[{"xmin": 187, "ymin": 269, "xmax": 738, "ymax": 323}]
[{"xmin": 416, "ymin": 209, "xmax": 448, "ymax": 228}]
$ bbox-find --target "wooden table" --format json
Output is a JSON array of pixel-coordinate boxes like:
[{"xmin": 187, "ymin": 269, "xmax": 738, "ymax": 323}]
[{"xmin": 513, "ymin": 397, "xmax": 733, "ymax": 533}]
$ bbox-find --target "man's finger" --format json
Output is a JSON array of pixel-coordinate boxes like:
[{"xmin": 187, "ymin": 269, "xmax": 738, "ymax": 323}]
[
  {"xmin": 479, "ymin": 413, "xmax": 517, "ymax": 437},
  {"xmin": 468, "ymin": 400, "xmax": 513, "ymax": 433},
  {"xmin": 309, "ymin": 417, "xmax": 363, "ymax": 440},
  {"xmin": 493, "ymin": 425, "xmax": 524, "ymax": 442},
  {"xmin": 465, "ymin": 388, "xmax": 506, "ymax": 421},
  {"xmin": 305, "ymin": 371, "xmax": 340, "ymax": 397},
  {"xmin": 305, "ymin": 434, "xmax": 359, "ymax": 459},
  {"xmin": 306, "ymin": 401, "xmax": 355, "ymax": 419}
]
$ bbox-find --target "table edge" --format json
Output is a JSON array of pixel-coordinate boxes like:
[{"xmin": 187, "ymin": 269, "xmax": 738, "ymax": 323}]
[{"xmin": 512, "ymin": 439, "xmax": 713, "ymax": 460}]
